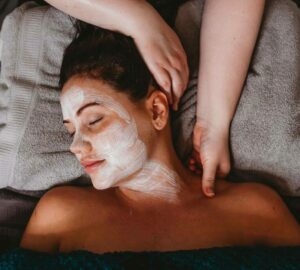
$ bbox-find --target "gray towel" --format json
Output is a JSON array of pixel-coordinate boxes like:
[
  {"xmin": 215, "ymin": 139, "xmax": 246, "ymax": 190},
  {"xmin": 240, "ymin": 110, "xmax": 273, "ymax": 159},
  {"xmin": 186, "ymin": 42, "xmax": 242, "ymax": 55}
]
[
  {"xmin": 173, "ymin": 0, "xmax": 300, "ymax": 196},
  {"xmin": 0, "ymin": 2, "xmax": 88, "ymax": 190}
]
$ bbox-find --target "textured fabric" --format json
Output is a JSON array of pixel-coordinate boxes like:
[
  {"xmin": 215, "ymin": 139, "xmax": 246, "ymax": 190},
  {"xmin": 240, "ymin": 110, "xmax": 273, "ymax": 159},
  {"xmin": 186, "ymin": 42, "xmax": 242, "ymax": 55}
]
[
  {"xmin": 0, "ymin": 2, "xmax": 89, "ymax": 190},
  {"xmin": 1, "ymin": 247, "xmax": 300, "ymax": 269},
  {"xmin": 0, "ymin": 31, "xmax": 2, "ymax": 62},
  {"xmin": 173, "ymin": 0, "xmax": 300, "ymax": 196},
  {"xmin": 0, "ymin": 189, "xmax": 40, "ymax": 252}
]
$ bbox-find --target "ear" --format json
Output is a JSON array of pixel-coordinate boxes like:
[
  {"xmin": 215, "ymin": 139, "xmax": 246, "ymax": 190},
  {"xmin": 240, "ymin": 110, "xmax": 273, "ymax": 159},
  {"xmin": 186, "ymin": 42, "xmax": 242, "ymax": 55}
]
[{"xmin": 145, "ymin": 90, "xmax": 169, "ymax": 131}]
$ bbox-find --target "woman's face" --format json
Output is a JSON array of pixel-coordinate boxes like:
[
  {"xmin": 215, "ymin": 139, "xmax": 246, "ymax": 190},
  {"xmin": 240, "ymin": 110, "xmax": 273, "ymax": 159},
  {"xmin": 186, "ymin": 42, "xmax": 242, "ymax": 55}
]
[{"xmin": 60, "ymin": 76, "xmax": 150, "ymax": 189}]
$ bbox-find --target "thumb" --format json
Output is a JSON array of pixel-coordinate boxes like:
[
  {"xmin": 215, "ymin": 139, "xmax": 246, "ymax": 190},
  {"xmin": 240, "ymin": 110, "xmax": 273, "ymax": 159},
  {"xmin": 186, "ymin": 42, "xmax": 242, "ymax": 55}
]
[{"xmin": 202, "ymin": 161, "xmax": 217, "ymax": 197}]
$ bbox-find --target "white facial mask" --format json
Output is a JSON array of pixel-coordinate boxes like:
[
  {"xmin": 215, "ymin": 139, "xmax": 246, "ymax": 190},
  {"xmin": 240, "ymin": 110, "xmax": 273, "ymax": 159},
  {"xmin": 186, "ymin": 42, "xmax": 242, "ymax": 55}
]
[
  {"xmin": 61, "ymin": 87, "xmax": 148, "ymax": 189},
  {"xmin": 121, "ymin": 160, "xmax": 181, "ymax": 201},
  {"xmin": 61, "ymin": 86, "xmax": 181, "ymax": 201}
]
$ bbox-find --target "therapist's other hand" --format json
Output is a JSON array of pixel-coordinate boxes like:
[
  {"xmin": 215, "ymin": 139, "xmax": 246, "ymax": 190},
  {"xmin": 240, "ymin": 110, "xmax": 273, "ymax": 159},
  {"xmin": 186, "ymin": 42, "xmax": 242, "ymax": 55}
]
[
  {"xmin": 132, "ymin": 10, "xmax": 189, "ymax": 110},
  {"xmin": 189, "ymin": 121, "xmax": 231, "ymax": 197}
]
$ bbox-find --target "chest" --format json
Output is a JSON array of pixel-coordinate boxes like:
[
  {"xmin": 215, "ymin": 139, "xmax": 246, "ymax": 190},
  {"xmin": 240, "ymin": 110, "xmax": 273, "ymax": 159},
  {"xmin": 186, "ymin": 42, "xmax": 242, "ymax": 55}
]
[{"xmin": 59, "ymin": 206, "xmax": 233, "ymax": 253}]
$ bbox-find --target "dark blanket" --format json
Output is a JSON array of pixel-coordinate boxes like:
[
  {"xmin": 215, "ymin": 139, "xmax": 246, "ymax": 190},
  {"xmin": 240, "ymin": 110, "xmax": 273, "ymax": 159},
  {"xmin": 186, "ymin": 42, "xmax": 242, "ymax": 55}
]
[
  {"xmin": 1, "ymin": 247, "xmax": 300, "ymax": 270},
  {"xmin": 0, "ymin": 189, "xmax": 40, "ymax": 252}
]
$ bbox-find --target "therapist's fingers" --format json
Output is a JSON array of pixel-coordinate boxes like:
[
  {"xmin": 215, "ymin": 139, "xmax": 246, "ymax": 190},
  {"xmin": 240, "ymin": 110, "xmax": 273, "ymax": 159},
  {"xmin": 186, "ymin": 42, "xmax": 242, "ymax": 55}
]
[
  {"xmin": 202, "ymin": 161, "xmax": 217, "ymax": 197},
  {"xmin": 152, "ymin": 65, "xmax": 173, "ymax": 104},
  {"xmin": 169, "ymin": 68, "xmax": 187, "ymax": 111},
  {"xmin": 217, "ymin": 161, "xmax": 231, "ymax": 178}
]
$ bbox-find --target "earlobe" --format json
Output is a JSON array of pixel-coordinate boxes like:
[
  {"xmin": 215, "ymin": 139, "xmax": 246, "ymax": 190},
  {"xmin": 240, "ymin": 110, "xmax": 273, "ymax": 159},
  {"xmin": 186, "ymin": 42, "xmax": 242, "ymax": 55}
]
[{"xmin": 146, "ymin": 90, "xmax": 169, "ymax": 131}]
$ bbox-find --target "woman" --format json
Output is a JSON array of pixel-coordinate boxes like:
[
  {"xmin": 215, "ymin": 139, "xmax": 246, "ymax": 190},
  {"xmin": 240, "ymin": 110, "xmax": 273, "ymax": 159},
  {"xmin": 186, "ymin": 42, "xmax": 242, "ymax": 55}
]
[{"xmin": 20, "ymin": 25, "xmax": 300, "ymax": 253}]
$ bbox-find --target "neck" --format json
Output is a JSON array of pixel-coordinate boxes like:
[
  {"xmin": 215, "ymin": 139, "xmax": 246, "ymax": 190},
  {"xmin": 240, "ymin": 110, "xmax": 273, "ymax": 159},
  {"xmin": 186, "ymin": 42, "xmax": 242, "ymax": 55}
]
[{"xmin": 116, "ymin": 136, "xmax": 196, "ymax": 204}]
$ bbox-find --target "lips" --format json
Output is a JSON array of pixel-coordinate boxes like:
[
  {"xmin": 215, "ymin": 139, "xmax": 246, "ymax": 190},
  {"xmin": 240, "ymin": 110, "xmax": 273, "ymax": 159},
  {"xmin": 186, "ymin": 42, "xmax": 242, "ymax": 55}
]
[{"xmin": 80, "ymin": 160, "xmax": 104, "ymax": 174}]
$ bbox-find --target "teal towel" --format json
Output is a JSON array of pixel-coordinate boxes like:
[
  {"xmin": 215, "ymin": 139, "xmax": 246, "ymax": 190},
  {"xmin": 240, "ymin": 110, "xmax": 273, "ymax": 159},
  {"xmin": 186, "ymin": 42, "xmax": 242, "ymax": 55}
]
[{"xmin": 1, "ymin": 247, "xmax": 300, "ymax": 270}]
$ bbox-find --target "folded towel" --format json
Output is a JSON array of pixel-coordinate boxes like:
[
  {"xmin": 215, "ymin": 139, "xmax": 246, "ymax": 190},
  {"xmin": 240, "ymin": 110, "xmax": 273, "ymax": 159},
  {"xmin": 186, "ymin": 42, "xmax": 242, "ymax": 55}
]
[{"xmin": 0, "ymin": 2, "xmax": 88, "ymax": 190}]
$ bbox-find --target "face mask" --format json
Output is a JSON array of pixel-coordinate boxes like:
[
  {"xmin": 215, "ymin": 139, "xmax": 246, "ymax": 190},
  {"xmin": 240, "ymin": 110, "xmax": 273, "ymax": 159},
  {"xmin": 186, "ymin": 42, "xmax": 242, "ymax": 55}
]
[{"xmin": 61, "ymin": 87, "xmax": 147, "ymax": 189}]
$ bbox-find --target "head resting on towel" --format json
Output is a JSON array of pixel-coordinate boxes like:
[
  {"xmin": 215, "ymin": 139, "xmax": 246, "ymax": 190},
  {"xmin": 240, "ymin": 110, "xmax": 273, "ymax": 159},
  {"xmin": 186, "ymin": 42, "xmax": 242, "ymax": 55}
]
[{"xmin": 59, "ymin": 22, "xmax": 188, "ymax": 201}]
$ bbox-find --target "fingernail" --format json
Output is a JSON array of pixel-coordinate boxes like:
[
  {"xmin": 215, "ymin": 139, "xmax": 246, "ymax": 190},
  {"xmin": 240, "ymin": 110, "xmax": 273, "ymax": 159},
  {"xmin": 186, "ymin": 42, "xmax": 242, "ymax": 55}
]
[{"xmin": 206, "ymin": 188, "xmax": 215, "ymax": 197}]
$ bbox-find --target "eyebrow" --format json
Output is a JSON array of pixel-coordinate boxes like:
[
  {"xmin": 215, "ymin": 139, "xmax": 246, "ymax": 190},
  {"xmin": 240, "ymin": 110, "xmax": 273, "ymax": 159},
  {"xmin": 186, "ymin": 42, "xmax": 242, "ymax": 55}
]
[{"xmin": 63, "ymin": 102, "xmax": 101, "ymax": 124}]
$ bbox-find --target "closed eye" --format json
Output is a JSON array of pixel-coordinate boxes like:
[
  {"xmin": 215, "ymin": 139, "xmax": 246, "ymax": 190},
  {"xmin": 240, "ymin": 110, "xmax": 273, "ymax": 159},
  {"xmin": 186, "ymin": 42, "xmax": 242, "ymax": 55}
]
[
  {"xmin": 89, "ymin": 117, "xmax": 103, "ymax": 126},
  {"xmin": 68, "ymin": 117, "xmax": 103, "ymax": 138}
]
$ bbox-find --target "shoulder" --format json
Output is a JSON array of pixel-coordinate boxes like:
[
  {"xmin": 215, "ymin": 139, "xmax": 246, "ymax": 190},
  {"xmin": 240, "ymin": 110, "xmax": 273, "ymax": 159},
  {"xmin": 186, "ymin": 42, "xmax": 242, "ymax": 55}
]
[
  {"xmin": 20, "ymin": 186, "xmax": 113, "ymax": 252},
  {"xmin": 20, "ymin": 186, "xmax": 84, "ymax": 252},
  {"xmin": 225, "ymin": 182, "xmax": 291, "ymax": 219},
  {"xmin": 224, "ymin": 182, "xmax": 300, "ymax": 246},
  {"xmin": 31, "ymin": 186, "xmax": 93, "ymax": 224},
  {"xmin": 32, "ymin": 185, "xmax": 115, "ymax": 217},
  {"xmin": 227, "ymin": 182, "xmax": 283, "ymax": 209}
]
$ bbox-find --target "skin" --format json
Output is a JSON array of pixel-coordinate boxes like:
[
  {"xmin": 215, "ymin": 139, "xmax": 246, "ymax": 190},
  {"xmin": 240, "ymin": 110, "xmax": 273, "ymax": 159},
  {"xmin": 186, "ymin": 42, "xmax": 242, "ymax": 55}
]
[{"xmin": 20, "ymin": 77, "xmax": 300, "ymax": 253}]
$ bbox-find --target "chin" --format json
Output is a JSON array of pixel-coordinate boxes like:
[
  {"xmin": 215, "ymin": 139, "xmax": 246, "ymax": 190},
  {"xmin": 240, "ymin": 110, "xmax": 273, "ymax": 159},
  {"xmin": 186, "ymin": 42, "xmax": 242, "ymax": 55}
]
[
  {"xmin": 91, "ymin": 175, "xmax": 119, "ymax": 190},
  {"xmin": 92, "ymin": 180, "xmax": 111, "ymax": 190},
  {"xmin": 91, "ymin": 167, "xmax": 137, "ymax": 190}
]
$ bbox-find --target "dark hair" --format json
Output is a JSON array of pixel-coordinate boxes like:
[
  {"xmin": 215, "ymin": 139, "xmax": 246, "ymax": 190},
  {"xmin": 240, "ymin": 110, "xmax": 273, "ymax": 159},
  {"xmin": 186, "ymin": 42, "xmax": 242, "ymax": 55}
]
[{"xmin": 60, "ymin": 21, "xmax": 156, "ymax": 101}]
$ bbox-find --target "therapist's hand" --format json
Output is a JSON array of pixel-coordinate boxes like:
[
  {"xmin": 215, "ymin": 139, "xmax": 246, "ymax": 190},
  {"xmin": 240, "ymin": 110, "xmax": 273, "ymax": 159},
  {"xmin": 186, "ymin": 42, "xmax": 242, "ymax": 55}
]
[
  {"xmin": 45, "ymin": 0, "xmax": 189, "ymax": 110},
  {"xmin": 188, "ymin": 121, "xmax": 231, "ymax": 197},
  {"xmin": 131, "ymin": 5, "xmax": 189, "ymax": 110}
]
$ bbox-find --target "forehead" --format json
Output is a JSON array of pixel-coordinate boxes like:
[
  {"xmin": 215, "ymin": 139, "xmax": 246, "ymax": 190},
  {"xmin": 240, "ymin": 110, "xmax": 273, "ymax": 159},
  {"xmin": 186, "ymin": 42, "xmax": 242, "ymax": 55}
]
[
  {"xmin": 60, "ymin": 77, "xmax": 130, "ymax": 120},
  {"xmin": 61, "ymin": 77, "xmax": 111, "ymax": 105}
]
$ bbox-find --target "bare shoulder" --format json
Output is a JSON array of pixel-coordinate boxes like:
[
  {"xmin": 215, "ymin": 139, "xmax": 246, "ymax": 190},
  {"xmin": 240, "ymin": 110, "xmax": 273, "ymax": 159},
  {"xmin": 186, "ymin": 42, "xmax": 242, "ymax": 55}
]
[
  {"xmin": 221, "ymin": 181, "xmax": 300, "ymax": 246},
  {"xmin": 20, "ymin": 186, "xmax": 113, "ymax": 252},
  {"xmin": 31, "ymin": 186, "xmax": 100, "ymax": 224},
  {"xmin": 226, "ymin": 182, "xmax": 292, "ymax": 216}
]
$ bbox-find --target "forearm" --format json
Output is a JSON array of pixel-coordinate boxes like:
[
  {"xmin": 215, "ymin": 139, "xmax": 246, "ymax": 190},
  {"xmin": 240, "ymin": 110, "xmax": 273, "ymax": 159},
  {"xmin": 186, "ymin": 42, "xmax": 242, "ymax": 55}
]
[
  {"xmin": 197, "ymin": 0, "xmax": 265, "ymax": 127},
  {"xmin": 44, "ymin": 0, "xmax": 160, "ymax": 37}
]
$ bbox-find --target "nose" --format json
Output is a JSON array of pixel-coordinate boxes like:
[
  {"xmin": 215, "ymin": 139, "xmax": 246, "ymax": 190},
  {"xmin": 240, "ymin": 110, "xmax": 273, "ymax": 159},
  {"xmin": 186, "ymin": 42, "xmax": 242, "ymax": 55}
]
[{"xmin": 70, "ymin": 133, "xmax": 92, "ymax": 156}]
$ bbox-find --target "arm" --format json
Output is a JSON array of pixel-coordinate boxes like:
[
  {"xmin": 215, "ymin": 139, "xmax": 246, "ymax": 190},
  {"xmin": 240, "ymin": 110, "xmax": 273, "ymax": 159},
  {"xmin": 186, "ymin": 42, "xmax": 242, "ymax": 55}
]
[
  {"xmin": 44, "ymin": 0, "xmax": 189, "ymax": 109},
  {"xmin": 191, "ymin": 0, "xmax": 265, "ymax": 196},
  {"xmin": 44, "ymin": 0, "xmax": 157, "ymax": 38}
]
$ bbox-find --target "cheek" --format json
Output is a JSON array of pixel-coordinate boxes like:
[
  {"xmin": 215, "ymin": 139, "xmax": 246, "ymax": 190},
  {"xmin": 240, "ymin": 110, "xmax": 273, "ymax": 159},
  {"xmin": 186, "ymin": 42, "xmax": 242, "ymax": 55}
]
[
  {"xmin": 91, "ymin": 121, "xmax": 129, "ymax": 156},
  {"xmin": 93, "ymin": 120, "xmax": 146, "ymax": 163}
]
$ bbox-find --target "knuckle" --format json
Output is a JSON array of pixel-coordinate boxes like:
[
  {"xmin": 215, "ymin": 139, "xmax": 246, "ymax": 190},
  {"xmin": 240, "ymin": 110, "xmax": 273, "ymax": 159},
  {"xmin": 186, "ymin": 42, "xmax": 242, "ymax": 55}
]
[
  {"xmin": 221, "ymin": 163, "xmax": 231, "ymax": 174},
  {"xmin": 203, "ymin": 177, "xmax": 215, "ymax": 184},
  {"xmin": 176, "ymin": 82, "xmax": 185, "ymax": 92},
  {"xmin": 170, "ymin": 56, "xmax": 183, "ymax": 70},
  {"xmin": 162, "ymin": 80, "xmax": 171, "ymax": 90}
]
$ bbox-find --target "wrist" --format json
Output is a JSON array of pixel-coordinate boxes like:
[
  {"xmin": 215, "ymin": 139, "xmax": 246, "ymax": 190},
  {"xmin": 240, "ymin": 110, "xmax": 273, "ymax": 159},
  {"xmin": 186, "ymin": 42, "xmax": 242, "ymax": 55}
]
[
  {"xmin": 195, "ymin": 115, "xmax": 231, "ymax": 133},
  {"xmin": 124, "ymin": 1, "xmax": 163, "ymax": 38}
]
